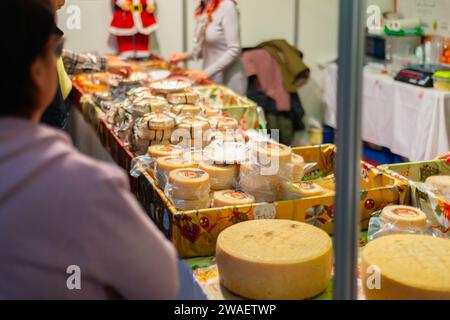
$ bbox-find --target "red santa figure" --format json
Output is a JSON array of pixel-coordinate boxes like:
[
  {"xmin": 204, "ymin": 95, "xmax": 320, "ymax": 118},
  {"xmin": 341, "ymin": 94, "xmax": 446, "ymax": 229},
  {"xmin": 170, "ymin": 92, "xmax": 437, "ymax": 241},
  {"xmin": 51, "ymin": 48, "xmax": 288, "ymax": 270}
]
[{"xmin": 110, "ymin": 0, "xmax": 158, "ymax": 59}]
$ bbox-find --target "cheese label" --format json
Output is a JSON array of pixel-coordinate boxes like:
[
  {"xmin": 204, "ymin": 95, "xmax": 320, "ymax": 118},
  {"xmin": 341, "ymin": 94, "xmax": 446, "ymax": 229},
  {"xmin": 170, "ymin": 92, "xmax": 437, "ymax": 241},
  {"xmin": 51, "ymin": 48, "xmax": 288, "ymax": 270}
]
[
  {"xmin": 178, "ymin": 169, "xmax": 207, "ymax": 180},
  {"xmin": 223, "ymin": 191, "xmax": 249, "ymax": 201},
  {"xmin": 393, "ymin": 208, "xmax": 419, "ymax": 217}
]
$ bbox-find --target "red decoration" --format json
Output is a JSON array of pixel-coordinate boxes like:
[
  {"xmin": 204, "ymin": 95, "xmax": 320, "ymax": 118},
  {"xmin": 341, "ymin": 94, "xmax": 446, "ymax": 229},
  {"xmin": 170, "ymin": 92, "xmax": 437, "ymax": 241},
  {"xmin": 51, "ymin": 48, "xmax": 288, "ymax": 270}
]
[{"xmin": 109, "ymin": 0, "xmax": 158, "ymax": 59}]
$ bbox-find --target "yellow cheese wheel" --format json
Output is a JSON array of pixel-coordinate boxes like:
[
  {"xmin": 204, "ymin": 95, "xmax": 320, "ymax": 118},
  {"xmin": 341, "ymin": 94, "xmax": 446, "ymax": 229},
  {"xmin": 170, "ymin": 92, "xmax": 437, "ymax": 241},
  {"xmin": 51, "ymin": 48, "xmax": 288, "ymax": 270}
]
[
  {"xmin": 239, "ymin": 162, "xmax": 282, "ymax": 203},
  {"xmin": 216, "ymin": 117, "xmax": 239, "ymax": 132},
  {"xmin": 166, "ymin": 92, "xmax": 200, "ymax": 105},
  {"xmin": 282, "ymin": 181, "xmax": 326, "ymax": 200},
  {"xmin": 171, "ymin": 104, "xmax": 202, "ymax": 116},
  {"xmin": 156, "ymin": 156, "xmax": 197, "ymax": 189},
  {"xmin": 291, "ymin": 153, "xmax": 305, "ymax": 181},
  {"xmin": 168, "ymin": 168, "xmax": 210, "ymax": 200},
  {"xmin": 254, "ymin": 142, "xmax": 292, "ymax": 167},
  {"xmin": 380, "ymin": 205, "xmax": 428, "ymax": 228},
  {"xmin": 145, "ymin": 113, "xmax": 176, "ymax": 130},
  {"xmin": 171, "ymin": 196, "xmax": 211, "ymax": 211},
  {"xmin": 177, "ymin": 116, "xmax": 211, "ymax": 131},
  {"xmin": 361, "ymin": 234, "xmax": 450, "ymax": 300},
  {"xmin": 216, "ymin": 220, "xmax": 333, "ymax": 300},
  {"xmin": 212, "ymin": 190, "xmax": 255, "ymax": 208},
  {"xmin": 198, "ymin": 162, "xmax": 238, "ymax": 190},
  {"xmin": 425, "ymin": 175, "xmax": 450, "ymax": 196},
  {"xmin": 183, "ymin": 150, "xmax": 206, "ymax": 164},
  {"xmin": 205, "ymin": 107, "xmax": 221, "ymax": 117},
  {"xmin": 148, "ymin": 144, "xmax": 184, "ymax": 158}
]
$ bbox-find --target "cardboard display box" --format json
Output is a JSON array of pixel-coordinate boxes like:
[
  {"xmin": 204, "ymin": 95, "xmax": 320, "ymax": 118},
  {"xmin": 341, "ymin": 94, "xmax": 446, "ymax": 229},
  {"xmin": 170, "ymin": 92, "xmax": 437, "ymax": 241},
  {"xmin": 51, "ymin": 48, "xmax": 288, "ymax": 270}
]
[{"xmin": 380, "ymin": 160, "xmax": 450, "ymax": 236}]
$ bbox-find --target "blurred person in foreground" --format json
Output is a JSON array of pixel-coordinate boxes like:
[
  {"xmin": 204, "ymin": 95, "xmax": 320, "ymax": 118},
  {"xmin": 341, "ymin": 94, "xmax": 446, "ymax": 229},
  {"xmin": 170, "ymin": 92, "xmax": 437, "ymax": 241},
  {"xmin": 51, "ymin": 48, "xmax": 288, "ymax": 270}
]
[{"xmin": 0, "ymin": 0, "xmax": 178, "ymax": 300}]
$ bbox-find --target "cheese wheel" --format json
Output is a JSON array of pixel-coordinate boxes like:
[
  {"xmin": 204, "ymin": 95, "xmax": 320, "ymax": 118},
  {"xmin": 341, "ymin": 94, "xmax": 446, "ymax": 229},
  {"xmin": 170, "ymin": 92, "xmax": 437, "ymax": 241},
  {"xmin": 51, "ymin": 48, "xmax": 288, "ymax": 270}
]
[
  {"xmin": 167, "ymin": 92, "xmax": 200, "ymax": 105},
  {"xmin": 216, "ymin": 220, "xmax": 333, "ymax": 300},
  {"xmin": 168, "ymin": 168, "xmax": 210, "ymax": 200},
  {"xmin": 171, "ymin": 196, "xmax": 211, "ymax": 211},
  {"xmin": 205, "ymin": 107, "xmax": 221, "ymax": 117},
  {"xmin": 425, "ymin": 175, "xmax": 450, "ymax": 196},
  {"xmin": 239, "ymin": 162, "xmax": 282, "ymax": 203},
  {"xmin": 148, "ymin": 144, "xmax": 184, "ymax": 158},
  {"xmin": 171, "ymin": 104, "xmax": 202, "ymax": 116},
  {"xmin": 145, "ymin": 113, "xmax": 176, "ymax": 130},
  {"xmin": 380, "ymin": 205, "xmax": 428, "ymax": 228},
  {"xmin": 291, "ymin": 153, "xmax": 305, "ymax": 181},
  {"xmin": 282, "ymin": 181, "xmax": 326, "ymax": 199},
  {"xmin": 177, "ymin": 116, "xmax": 211, "ymax": 131},
  {"xmin": 183, "ymin": 150, "xmax": 206, "ymax": 164},
  {"xmin": 361, "ymin": 235, "xmax": 450, "ymax": 300},
  {"xmin": 156, "ymin": 156, "xmax": 197, "ymax": 189},
  {"xmin": 199, "ymin": 162, "xmax": 238, "ymax": 190},
  {"xmin": 212, "ymin": 190, "xmax": 255, "ymax": 208},
  {"xmin": 254, "ymin": 142, "xmax": 292, "ymax": 167}
]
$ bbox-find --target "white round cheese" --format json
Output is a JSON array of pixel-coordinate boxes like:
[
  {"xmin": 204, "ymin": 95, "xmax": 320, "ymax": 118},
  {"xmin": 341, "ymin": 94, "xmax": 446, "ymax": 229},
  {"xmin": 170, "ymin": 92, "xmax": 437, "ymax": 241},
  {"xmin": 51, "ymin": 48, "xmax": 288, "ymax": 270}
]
[
  {"xmin": 168, "ymin": 168, "xmax": 210, "ymax": 200},
  {"xmin": 148, "ymin": 144, "xmax": 184, "ymax": 158},
  {"xmin": 212, "ymin": 190, "xmax": 255, "ymax": 208},
  {"xmin": 362, "ymin": 234, "xmax": 450, "ymax": 300},
  {"xmin": 380, "ymin": 205, "xmax": 428, "ymax": 228},
  {"xmin": 281, "ymin": 181, "xmax": 326, "ymax": 200},
  {"xmin": 198, "ymin": 162, "xmax": 238, "ymax": 190},
  {"xmin": 216, "ymin": 220, "xmax": 333, "ymax": 300},
  {"xmin": 425, "ymin": 175, "xmax": 450, "ymax": 197}
]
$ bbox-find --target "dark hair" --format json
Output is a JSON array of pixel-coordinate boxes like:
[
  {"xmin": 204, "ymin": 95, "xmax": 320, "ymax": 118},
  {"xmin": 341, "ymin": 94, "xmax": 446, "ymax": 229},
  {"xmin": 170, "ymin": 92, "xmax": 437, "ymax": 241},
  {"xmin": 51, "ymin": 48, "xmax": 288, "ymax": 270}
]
[{"xmin": 0, "ymin": 0, "xmax": 56, "ymax": 118}]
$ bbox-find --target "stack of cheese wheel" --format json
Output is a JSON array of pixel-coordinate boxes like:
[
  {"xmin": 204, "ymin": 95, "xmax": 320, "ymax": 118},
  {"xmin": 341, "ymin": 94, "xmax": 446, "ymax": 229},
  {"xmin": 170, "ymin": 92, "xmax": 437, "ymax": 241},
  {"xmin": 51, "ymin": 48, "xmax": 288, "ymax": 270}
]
[
  {"xmin": 167, "ymin": 168, "xmax": 211, "ymax": 211},
  {"xmin": 174, "ymin": 116, "xmax": 211, "ymax": 149},
  {"xmin": 133, "ymin": 113, "xmax": 176, "ymax": 154},
  {"xmin": 361, "ymin": 234, "xmax": 450, "ymax": 300},
  {"xmin": 131, "ymin": 95, "xmax": 169, "ymax": 116},
  {"xmin": 166, "ymin": 91, "xmax": 200, "ymax": 105},
  {"xmin": 281, "ymin": 181, "xmax": 326, "ymax": 200},
  {"xmin": 425, "ymin": 175, "xmax": 450, "ymax": 197},
  {"xmin": 183, "ymin": 149, "xmax": 207, "ymax": 164},
  {"xmin": 212, "ymin": 190, "xmax": 255, "ymax": 208},
  {"xmin": 198, "ymin": 162, "xmax": 238, "ymax": 190},
  {"xmin": 216, "ymin": 220, "xmax": 333, "ymax": 300},
  {"xmin": 239, "ymin": 142, "xmax": 292, "ymax": 203},
  {"xmin": 239, "ymin": 162, "xmax": 282, "ymax": 203},
  {"xmin": 290, "ymin": 153, "xmax": 305, "ymax": 182},
  {"xmin": 171, "ymin": 104, "xmax": 202, "ymax": 116},
  {"xmin": 205, "ymin": 106, "xmax": 221, "ymax": 117},
  {"xmin": 148, "ymin": 144, "xmax": 184, "ymax": 158},
  {"xmin": 380, "ymin": 205, "xmax": 428, "ymax": 229},
  {"xmin": 155, "ymin": 156, "xmax": 196, "ymax": 190},
  {"xmin": 209, "ymin": 117, "xmax": 239, "ymax": 132}
]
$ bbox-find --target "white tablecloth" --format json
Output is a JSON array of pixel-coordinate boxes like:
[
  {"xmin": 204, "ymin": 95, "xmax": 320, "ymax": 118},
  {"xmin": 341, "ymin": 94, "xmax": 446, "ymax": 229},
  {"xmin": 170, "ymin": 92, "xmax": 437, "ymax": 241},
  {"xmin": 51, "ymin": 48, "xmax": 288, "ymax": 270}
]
[{"xmin": 323, "ymin": 63, "xmax": 450, "ymax": 161}]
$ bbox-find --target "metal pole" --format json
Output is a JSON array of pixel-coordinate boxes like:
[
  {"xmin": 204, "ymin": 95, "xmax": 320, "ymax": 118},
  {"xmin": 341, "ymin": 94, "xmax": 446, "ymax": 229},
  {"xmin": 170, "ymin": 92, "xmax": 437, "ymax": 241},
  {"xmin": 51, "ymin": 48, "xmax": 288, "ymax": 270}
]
[
  {"xmin": 294, "ymin": 0, "xmax": 300, "ymax": 48},
  {"xmin": 333, "ymin": 0, "xmax": 366, "ymax": 300},
  {"xmin": 182, "ymin": 0, "xmax": 189, "ymax": 68}
]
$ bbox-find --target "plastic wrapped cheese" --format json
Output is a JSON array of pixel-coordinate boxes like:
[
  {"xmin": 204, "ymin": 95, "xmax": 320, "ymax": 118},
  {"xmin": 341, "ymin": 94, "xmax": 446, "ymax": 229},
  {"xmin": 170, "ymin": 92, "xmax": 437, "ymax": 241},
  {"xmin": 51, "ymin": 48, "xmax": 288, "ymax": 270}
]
[
  {"xmin": 166, "ymin": 92, "xmax": 200, "ymax": 105},
  {"xmin": 380, "ymin": 205, "xmax": 428, "ymax": 229},
  {"xmin": 148, "ymin": 144, "xmax": 184, "ymax": 158},
  {"xmin": 171, "ymin": 104, "xmax": 202, "ymax": 116},
  {"xmin": 168, "ymin": 168, "xmax": 210, "ymax": 200},
  {"xmin": 253, "ymin": 142, "xmax": 292, "ymax": 168},
  {"xmin": 239, "ymin": 162, "xmax": 282, "ymax": 203},
  {"xmin": 216, "ymin": 220, "xmax": 333, "ymax": 300},
  {"xmin": 155, "ymin": 156, "xmax": 197, "ymax": 189},
  {"xmin": 212, "ymin": 190, "xmax": 255, "ymax": 208},
  {"xmin": 361, "ymin": 234, "xmax": 450, "ymax": 300},
  {"xmin": 198, "ymin": 162, "xmax": 238, "ymax": 190},
  {"xmin": 281, "ymin": 181, "xmax": 326, "ymax": 200},
  {"xmin": 171, "ymin": 196, "xmax": 211, "ymax": 211},
  {"xmin": 425, "ymin": 175, "xmax": 450, "ymax": 198}
]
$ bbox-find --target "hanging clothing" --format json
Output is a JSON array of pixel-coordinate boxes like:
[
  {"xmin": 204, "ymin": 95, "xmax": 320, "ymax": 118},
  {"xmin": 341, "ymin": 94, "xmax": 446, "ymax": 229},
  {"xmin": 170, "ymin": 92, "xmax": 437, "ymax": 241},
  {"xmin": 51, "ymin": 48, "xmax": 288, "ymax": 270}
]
[
  {"xmin": 242, "ymin": 49, "xmax": 291, "ymax": 111},
  {"xmin": 256, "ymin": 39, "xmax": 310, "ymax": 92}
]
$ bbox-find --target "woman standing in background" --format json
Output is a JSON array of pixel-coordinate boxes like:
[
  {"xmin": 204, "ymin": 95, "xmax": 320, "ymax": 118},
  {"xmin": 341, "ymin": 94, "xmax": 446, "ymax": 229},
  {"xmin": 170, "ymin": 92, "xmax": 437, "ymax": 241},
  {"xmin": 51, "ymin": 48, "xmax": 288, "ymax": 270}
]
[{"xmin": 170, "ymin": 0, "xmax": 247, "ymax": 96}]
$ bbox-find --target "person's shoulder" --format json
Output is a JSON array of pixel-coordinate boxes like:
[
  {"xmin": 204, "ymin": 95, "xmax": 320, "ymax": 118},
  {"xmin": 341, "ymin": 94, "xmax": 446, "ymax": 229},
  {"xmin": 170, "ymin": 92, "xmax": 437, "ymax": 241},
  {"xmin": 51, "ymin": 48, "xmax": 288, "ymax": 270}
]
[{"xmin": 220, "ymin": 0, "xmax": 238, "ymax": 11}]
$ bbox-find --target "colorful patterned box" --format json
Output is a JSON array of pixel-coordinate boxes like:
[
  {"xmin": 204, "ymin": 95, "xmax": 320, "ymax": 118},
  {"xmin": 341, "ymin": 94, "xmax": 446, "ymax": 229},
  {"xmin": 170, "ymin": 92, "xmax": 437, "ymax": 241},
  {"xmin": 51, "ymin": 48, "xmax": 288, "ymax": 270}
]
[
  {"xmin": 138, "ymin": 144, "xmax": 407, "ymax": 258},
  {"xmin": 379, "ymin": 160, "xmax": 450, "ymax": 236}
]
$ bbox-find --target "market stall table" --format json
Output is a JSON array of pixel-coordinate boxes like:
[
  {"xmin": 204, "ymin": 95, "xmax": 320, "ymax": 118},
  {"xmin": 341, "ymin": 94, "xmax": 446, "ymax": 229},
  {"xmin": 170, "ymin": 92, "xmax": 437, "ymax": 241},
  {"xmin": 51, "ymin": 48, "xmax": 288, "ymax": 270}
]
[{"xmin": 323, "ymin": 63, "xmax": 450, "ymax": 162}]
